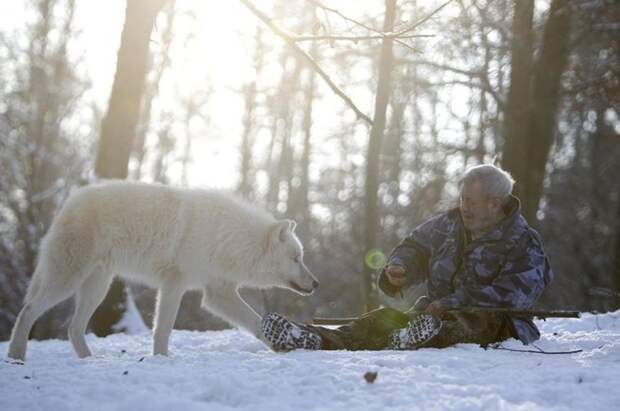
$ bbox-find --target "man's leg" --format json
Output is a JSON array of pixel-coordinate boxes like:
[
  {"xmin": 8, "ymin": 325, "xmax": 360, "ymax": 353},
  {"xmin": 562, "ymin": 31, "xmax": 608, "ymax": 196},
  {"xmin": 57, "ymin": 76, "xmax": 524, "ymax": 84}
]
[
  {"xmin": 262, "ymin": 307, "xmax": 411, "ymax": 351},
  {"xmin": 412, "ymin": 312, "xmax": 512, "ymax": 349},
  {"xmin": 310, "ymin": 307, "xmax": 412, "ymax": 350}
]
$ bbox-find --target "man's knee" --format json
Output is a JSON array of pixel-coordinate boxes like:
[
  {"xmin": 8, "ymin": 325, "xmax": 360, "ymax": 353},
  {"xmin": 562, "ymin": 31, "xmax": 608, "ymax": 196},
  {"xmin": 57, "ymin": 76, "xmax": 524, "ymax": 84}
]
[{"xmin": 424, "ymin": 312, "xmax": 511, "ymax": 348}]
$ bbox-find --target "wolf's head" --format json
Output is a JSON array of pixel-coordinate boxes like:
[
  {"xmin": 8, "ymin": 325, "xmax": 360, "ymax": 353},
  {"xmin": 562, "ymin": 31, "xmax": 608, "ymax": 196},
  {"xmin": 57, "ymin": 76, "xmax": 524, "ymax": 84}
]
[{"xmin": 265, "ymin": 219, "xmax": 319, "ymax": 295}]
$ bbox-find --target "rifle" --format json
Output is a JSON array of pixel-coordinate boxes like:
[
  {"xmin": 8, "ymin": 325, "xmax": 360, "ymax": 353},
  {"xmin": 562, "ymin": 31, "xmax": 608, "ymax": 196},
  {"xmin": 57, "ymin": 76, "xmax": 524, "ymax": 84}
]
[{"xmin": 313, "ymin": 307, "xmax": 580, "ymax": 325}]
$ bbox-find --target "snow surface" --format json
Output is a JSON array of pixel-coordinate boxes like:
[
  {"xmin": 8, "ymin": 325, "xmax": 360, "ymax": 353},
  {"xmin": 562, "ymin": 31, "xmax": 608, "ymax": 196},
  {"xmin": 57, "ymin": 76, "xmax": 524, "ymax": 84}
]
[{"xmin": 1, "ymin": 312, "xmax": 620, "ymax": 411}]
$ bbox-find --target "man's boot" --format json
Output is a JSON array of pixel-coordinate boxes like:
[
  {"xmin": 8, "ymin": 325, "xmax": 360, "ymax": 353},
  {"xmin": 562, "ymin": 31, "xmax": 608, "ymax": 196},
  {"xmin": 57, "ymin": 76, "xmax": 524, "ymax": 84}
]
[
  {"xmin": 388, "ymin": 313, "xmax": 442, "ymax": 350},
  {"xmin": 261, "ymin": 312, "xmax": 322, "ymax": 351}
]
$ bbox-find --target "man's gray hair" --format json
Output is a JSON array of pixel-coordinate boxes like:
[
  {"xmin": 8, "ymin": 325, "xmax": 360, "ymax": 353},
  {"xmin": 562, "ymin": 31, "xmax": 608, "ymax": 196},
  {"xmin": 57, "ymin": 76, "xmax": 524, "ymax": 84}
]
[{"xmin": 461, "ymin": 164, "xmax": 515, "ymax": 204}]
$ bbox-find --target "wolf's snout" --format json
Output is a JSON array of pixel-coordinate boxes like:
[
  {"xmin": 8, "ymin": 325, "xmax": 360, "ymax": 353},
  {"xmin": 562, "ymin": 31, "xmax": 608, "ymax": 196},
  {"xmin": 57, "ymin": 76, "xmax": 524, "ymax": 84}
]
[{"xmin": 312, "ymin": 279, "xmax": 319, "ymax": 289}]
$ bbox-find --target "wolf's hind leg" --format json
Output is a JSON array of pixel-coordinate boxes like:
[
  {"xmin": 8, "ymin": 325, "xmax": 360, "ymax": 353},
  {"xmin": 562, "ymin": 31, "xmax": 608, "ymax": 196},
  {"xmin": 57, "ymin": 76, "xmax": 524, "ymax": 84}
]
[
  {"xmin": 68, "ymin": 268, "xmax": 113, "ymax": 358},
  {"xmin": 152, "ymin": 280, "xmax": 185, "ymax": 356},
  {"xmin": 7, "ymin": 271, "xmax": 78, "ymax": 360}
]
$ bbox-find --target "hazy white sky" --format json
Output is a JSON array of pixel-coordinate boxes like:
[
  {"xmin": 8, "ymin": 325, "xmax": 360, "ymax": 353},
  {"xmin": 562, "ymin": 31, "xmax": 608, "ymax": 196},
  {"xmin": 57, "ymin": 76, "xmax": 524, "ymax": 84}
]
[
  {"xmin": 70, "ymin": 0, "xmax": 383, "ymax": 189},
  {"xmin": 0, "ymin": 0, "xmax": 473, "ymax": 192},
  {"xmin": 75, "ymin": 0, "xmax": 261, "ymax": 188}
]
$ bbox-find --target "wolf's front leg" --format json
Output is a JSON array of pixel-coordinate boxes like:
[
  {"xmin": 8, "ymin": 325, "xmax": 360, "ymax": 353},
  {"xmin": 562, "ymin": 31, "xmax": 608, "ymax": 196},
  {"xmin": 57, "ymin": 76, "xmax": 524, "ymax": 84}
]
[
  {"xmin": 153, "ymin": 281, "xmax": 185, "ymax": 356},
  {"xmin": 201, "ymin": 281, "xmax": 264, "ymax": 341}
]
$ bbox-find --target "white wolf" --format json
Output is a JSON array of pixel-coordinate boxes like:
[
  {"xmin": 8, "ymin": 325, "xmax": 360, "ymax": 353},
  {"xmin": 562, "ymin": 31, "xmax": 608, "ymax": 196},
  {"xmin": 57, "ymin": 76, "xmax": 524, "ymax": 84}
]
[{"xmin": 7, "ymin": 181, "xmax": 318, "ymax": 360}]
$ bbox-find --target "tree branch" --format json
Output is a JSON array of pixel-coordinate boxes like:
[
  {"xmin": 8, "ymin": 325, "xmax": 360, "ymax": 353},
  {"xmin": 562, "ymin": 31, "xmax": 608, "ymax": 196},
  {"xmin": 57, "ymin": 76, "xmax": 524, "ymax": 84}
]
[
  {"xmin": 393, "ymin": 0, "xmax": 455, "ymax": 36},
  {"xmin": 307, "ymin": 0, "xmax": 420, "ymax": 52},
  {"xmin": 293, "ymin": 33, "xmax": 434, "ymax": 42},
  {"xmin": 239, "ymin": 0, "xmax": 373, "ymax": 125},
  {"xmin": 398, "ymin": 58, "xmax": 505, "ymax": 109}
]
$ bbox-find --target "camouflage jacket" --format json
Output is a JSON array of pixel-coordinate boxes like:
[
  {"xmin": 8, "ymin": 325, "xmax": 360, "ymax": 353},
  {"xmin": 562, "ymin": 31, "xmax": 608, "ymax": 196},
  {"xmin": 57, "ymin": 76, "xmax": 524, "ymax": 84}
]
[{"xmin": 377, "ymin": 196, "xmax": 554, "ymax": 344}]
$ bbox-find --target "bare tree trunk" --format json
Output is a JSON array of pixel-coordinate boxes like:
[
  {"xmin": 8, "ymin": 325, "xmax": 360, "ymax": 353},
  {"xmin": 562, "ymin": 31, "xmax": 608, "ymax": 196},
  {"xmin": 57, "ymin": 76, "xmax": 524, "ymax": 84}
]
[
  {"xmin": 614, "ymin": 34, "xmax": 620, "ymax": 304},
  {"xmin": 152, "ymin": 122, "xmax": 174, "ymax": 184},
  {"xmin": 24, "ymin": 0, "xmax": 54, "ymax": 284},
  {"xmin": 238, "ymin": 77, "xmax": 257, "ymax": 197},
  {"xmin": 381, "ymin": 62, "xmax": 412, "ymax": 241},
  {"xmin": 266, "ymin": 55, "xmax": 302, "ymax": 211},
  {"xmin": 477, "ymin": 26, "xmax": 492, "ymax": 163},
  {"xmin": 298, "ymin": 65, "xmax": 316, "ymax": 225},
  {"xmin": 363, "ymin": 0, "xmax": 397, "ymax": 311},
  {"xmin": 615, "ymin": 193, "xmax": 620, "ymax": 308},
  {"xmin": 239, "ymin": 27, "xmax": 265, "ymax": 199},
  {"xmin": 180, "ymin": 93, "xmax": 210, "ymax": 186},
  {"xmin": 502, "ymin": 0, "xmax": 534, "ymax": 196},
  {"xmin": 502, "ymin": 0, "xmax": 571, "ymax": 224},
  {"xmin": 522, "ymin": 0, "xmax": 572, "ymax": 223},
  {"xmin": 91, "ymin": 0, "xmax": 168, "ymax": 336},
  {"xmin": 288, "ymin": 42, "xmax": 317, "ymax": 228},
  {"xmin": 95, "ymin": 0, "xmax": 169, "ymax": 179},
  {"xmin": 132, "ymin": 2, "xmax": 175, "ymax": 180}
]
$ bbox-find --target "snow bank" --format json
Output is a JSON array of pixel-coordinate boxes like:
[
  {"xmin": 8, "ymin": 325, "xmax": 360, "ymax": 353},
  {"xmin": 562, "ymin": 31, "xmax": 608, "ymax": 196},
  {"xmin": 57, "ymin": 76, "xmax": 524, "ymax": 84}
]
[{"xmin": 1, "ymin": 312, "xmax": 619, "ymax": 411}]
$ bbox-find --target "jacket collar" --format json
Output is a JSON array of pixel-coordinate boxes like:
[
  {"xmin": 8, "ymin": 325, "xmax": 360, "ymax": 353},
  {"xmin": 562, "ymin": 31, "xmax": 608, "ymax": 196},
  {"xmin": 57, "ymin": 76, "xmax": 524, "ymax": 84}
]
[{"xmin": 455, "ymin": 195, "xmax": 528, "ymax": 243}]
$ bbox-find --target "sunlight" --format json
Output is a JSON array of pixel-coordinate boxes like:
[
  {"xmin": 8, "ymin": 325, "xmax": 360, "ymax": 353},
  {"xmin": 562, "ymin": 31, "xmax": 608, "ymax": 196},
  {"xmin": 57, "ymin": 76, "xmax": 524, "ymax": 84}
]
[
  {"xmin": 70, "ymin": 0, "xmax": 269, "ymax": 188},
  {"xmin": 144, "ymin": 0, "xmax": 263, "ymax": 188}
]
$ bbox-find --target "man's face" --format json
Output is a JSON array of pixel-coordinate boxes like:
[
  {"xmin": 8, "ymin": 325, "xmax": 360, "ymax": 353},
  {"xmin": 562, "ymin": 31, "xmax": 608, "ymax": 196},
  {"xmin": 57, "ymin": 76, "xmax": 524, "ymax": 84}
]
[{"xmin": 459, "ymin": 181, "xmax": 500, "ymax": 233}]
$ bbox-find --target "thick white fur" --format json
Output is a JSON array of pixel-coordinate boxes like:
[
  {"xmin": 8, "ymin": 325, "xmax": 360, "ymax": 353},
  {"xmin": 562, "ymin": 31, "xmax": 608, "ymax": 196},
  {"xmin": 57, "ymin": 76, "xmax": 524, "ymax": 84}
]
[{"xmin": 7, "ymin": 181, "xmax": 318, "ymax": 360}]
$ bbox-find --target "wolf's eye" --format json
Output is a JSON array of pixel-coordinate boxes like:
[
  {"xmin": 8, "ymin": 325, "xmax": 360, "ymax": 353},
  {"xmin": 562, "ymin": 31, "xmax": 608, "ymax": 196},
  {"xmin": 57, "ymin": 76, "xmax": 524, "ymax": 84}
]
[{"xmin": 293, "ymin": 256, "xmax": 301, "ymax": 263}]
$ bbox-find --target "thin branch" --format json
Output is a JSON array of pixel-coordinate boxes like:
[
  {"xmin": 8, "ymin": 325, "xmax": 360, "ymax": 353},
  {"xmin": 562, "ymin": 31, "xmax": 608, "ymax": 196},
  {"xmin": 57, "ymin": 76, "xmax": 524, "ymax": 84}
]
[
  {"xmin": 239, "ymin": 0, "xmax": 373, "ymax": 125},
  {"xmin": 424, "ymin": 78, "xmax": 505, "ymax": 109},
  {"xmin": 307, "ymin": 0, "xmax": 418, "ymax": 52},
  {"xmin": 399, "ymin": 59, "xmax": 505, "ymax": 109},
  {"xmin": 393, "ymin": 0, "xmax": 455, "ymax": 36},
  {"xmin": 293, "ymin": 33, "xmax": 434, "ymax": 42},
  {"xmin": 400, "ymin": 59, "xmax": 479, "ymax": 76}
]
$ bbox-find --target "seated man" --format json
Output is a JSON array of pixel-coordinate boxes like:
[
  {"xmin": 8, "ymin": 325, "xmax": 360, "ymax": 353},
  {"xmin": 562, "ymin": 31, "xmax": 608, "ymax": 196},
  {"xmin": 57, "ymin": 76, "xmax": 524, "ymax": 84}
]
[{"xmin": 261, "ymin": 164, "xmax": 554, "ymax": 351}]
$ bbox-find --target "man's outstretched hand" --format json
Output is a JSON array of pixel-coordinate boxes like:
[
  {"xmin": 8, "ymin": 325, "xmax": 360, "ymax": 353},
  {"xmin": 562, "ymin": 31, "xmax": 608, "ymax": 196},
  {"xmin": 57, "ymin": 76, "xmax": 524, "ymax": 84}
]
[{"xmin": 385, "ymin": 265, "xmax": 407, "ymax": 288}]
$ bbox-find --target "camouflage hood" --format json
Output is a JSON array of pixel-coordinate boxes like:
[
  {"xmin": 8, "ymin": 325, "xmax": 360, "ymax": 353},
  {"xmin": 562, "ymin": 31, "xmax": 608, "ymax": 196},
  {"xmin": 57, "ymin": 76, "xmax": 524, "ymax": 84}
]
[{"xmin": 378, "ymin": 195, "xmax": 554, "ymax": 344}]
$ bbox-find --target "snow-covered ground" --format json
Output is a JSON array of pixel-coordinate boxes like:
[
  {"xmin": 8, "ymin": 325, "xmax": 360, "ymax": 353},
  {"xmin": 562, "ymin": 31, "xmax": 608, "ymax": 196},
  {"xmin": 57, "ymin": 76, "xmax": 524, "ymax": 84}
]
[{"xmin": 1, "ymin": 312, "xmax": 619, "ymax": 411}]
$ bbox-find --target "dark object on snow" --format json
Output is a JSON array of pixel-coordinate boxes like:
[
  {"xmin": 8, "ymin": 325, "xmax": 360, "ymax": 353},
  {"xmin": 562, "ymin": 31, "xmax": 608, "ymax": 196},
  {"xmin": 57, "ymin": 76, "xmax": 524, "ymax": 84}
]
[
  {"xmin": 488, "ymin": 342, "xmax": 583, "ymax": 355},
  {"xmin": 364, "ymin": 371, "xmax": 377, "ymax": 383}
]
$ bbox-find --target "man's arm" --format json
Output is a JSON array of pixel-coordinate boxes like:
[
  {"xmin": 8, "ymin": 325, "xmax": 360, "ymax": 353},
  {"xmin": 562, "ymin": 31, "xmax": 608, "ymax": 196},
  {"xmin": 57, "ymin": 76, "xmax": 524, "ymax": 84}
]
[
  {"xmin": 435, "ymin": 232, "xmax": 554, "ymax": 311},
  {"xmin": 377, "ymin": 218, "xmax": 436, "ymax": 297}
]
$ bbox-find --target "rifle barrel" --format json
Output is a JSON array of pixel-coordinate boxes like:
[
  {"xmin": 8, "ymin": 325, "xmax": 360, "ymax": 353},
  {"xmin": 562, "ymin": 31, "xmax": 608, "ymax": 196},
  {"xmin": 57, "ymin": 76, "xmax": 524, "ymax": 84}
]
[
  {"xmin": 451, "ymin": 307, "xmax": 581, "ymax": 318},
  {"xmin": 313, "ymin": 308, "xmax": 580, "ymax": 325}
]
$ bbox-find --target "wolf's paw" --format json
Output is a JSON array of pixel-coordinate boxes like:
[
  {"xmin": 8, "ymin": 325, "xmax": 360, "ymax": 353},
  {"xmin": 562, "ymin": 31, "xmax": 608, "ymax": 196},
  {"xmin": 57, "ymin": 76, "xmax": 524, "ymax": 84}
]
[
  {"xmin": 261, "ymin": 313, "xmax": 322, "ymax": 352},
  {"xmin": 388, "ymin": 313, "xmax": 442, "ymax": 350}
]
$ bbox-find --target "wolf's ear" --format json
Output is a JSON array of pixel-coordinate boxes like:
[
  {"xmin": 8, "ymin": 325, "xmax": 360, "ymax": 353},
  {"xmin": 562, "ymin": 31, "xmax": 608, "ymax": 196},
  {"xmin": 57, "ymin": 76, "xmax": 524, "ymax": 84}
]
[{"xmin": 273, "ymin": 219, "xmax": 295, "ymax": 243}]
